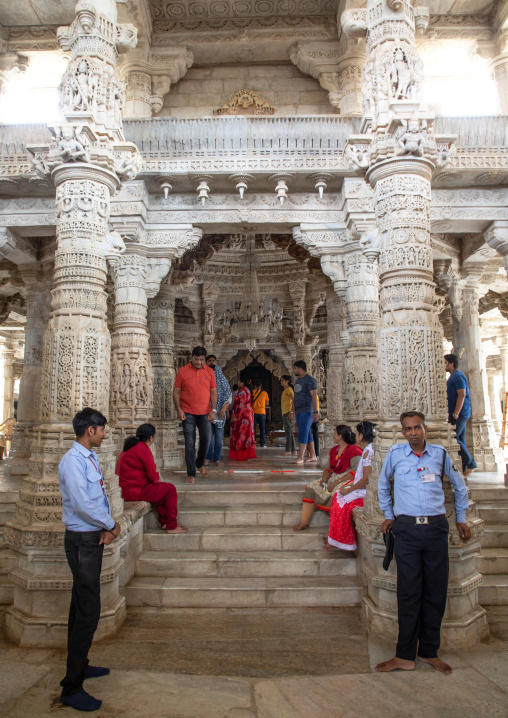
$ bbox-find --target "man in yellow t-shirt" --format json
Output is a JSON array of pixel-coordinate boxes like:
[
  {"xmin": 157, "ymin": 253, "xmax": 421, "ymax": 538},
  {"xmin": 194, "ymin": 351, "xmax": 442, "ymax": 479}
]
[
  {"xmin": 251, "ymin": 379, "xmax": 269, "ymax": 448},
  {"xmin": 281, "ymin": 375, "xmax": 296, "ymax": 454}
]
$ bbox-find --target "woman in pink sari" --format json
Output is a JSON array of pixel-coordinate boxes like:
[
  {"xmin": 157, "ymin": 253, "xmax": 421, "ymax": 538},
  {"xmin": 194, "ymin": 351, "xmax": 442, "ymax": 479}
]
[{"xmin": 228, "ymin": 372, "xmax": 257, "ymax": 461}]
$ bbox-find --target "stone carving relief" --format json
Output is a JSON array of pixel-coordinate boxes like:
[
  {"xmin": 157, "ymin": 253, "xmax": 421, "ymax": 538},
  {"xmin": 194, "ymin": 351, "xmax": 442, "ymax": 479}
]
[
  {"xmin": 223, "ymin": 349, "xmax": 290, "ymax": 382},
  {"xmin": 213, "ymin": 89, "xmax": 275, "ymax": 116}
]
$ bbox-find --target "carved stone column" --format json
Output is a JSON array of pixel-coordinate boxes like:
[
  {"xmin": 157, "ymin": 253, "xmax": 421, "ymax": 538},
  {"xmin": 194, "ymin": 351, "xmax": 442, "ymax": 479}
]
[
  {"xmin": 343, "ymin": 242, "xmax": 379, "ymax": 423},
  {"xmin": 344, "ymin": 0, "xmax": 487, "ymax": 650},
  {"xmin": 5, "ymin": 0, "xmax": 141, "ymax": 646},
  {"xmin": 324, "ymin": 293, "xmax": 347, "ymax": 446},
  {"xmin": 202, "ymin": 283, "xmax": 218, "ymax": 351},
  {"xmin": 109, "ymin": 245, "xmax": 171, "ymax": 429},
  {"xmin": 2, "ymin": 342, "xmax": 15, "ymax": 423},
  {"xmin": 147, "ymin": 288, "xmax": 180, "ymax": 469},
  {"xmin": 486, "ymin": 363, "xmax": 502, "ymax": 435},
  {"xmin": 454, "ymin": 276, "xmax": 502, "ymax": 471}
]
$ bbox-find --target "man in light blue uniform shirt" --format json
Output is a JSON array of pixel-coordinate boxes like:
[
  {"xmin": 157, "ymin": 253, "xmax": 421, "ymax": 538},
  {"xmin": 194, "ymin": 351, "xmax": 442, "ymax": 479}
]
[
  {"xmin": 58, "ymin": 408, "xmax": 120, "ymax": 712},
  {"xmin": 376, "ymin": 411, "xmax": 471, "ymax": 677}
]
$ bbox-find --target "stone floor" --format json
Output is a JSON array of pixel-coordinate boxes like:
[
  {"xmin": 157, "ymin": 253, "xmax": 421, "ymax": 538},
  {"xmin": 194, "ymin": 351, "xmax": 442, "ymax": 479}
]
[{"xmin": 1, "ymin": 445, "xmax": 508, "ymax": 716}]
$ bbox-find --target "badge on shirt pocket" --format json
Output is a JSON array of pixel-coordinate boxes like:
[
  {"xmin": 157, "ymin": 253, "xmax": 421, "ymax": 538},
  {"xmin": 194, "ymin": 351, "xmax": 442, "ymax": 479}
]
[{"xmin": 422, "ymin": 473, "xmax": 436, "ymax": 483}]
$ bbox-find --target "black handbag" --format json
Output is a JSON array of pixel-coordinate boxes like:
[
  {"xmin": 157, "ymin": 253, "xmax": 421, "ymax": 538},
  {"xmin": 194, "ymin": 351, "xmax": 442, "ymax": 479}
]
[{"xmin": 382, "ymin": 530, "xmax": 394, "ymax": 571}]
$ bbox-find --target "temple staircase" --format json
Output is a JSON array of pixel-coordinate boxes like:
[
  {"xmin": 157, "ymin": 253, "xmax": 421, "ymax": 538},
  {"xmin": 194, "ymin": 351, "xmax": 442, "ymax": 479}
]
[
  {"xmin": 472, "ymin": 485, "xmax": 508, "ymax": 606},
  {"xmin": 123, "ymin": 465, "xmax": 364, "ymax": 608}
]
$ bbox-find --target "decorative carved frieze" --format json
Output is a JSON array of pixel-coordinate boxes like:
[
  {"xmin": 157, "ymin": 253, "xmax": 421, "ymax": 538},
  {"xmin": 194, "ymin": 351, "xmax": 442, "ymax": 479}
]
[{"xmin": 213, "ymin": 89, "xmax": 275, "ymax": 116}]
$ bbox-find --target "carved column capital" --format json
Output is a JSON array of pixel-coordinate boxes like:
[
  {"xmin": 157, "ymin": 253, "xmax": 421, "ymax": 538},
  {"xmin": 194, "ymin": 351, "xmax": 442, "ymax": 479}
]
[{"xmin": 485, "ymin": 221, "xmax": 508, "ymax": 263}]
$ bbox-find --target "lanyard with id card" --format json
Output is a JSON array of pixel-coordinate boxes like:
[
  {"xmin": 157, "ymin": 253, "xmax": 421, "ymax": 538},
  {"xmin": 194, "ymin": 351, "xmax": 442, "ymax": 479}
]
[{"xmin": 421, "ymin": 449, "xmax": 446, "ymax": 485}]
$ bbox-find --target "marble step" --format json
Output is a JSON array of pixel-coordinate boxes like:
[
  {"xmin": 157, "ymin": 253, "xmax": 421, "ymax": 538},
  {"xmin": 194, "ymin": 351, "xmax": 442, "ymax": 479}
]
[
  {"xmin": 477, "ymin": 548, "xmax": 508, "ymax": 575},
  {"xmin": 481, "ymin": 524, "xmax": 508, "ymax": 549},
  {"xmin": 143, "ymin": 526, "xmax": 328, "ymax": 552},
  {"xmin": 144, "ymin": 504, "xmax": 329, "ymax": 530},
  {"xmin": 135, "ymin": 549, "xmax": 357, "ymax": 579},
  {"xmin": 124, "ymin": 575, "xmax": 364, "ymax": 608},
  {"xmin": 178, "ymin": 488, "xmax": 304, "ymax": 507},
  {"xmin": 469, "ymin": 487, "xmax": 508, "ymax": 502},
  {"xmin": 478, "ymin": 575, "xmax": 508, "ymax": 605},
  {"xmin": 475, "ymin": 502, "xmax": 508, "ymax": 524}
]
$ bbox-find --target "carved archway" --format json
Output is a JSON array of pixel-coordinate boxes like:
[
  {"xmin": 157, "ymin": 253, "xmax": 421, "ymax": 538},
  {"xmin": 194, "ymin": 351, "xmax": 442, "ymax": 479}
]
[{"xmin": 223, "ymin": 349, "xmax": 290, "ymax": 383}]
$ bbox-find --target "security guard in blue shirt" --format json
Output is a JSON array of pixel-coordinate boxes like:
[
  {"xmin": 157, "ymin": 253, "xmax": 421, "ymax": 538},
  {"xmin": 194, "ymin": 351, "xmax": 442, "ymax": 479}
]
[{"xmin": 376, "ymin": 411, "xmax": 471, "ymax": 676}]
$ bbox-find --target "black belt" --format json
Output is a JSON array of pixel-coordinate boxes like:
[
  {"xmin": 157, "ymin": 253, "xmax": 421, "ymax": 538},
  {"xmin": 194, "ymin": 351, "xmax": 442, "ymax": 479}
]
[{"xmin": 396, "ymin": 514, "xmax": 446, "ymax": 525}]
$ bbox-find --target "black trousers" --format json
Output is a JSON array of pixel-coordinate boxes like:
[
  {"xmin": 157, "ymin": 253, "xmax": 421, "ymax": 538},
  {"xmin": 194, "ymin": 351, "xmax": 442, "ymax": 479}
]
[
  {"xmin": 60, "ymin": 529, "xmax": 104, "ymax": 696},
  {"xmin": 311, "ymin": 421, "xmax": 319, "ymax": 457},
  {"xmin": 392, "ymin": 517, "xmax": 449, "ymax": 661},
  {"xmin": 182, "ymin": 413, "xmax": 211, "ymax": 478}
]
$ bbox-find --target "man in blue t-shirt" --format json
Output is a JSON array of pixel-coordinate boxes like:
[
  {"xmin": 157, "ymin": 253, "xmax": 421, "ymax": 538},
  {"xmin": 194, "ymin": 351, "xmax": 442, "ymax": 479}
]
[
  {"xmin": 288, "ymin": 360, "xmax": 319, "ymax": 465},
  {"xmin": 444, "ymin": 354, "xmax": 477, "ymax": 476}
]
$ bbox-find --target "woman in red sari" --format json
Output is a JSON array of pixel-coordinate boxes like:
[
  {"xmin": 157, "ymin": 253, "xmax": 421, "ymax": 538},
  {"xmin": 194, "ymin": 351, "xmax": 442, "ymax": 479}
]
[
  {"xmin": 116, "ymin": 423, "xmax": 188, "ymax": 534},
  {"xmin": 228, "ymin": 372, "xmax": 257, "ymax": 461},
  {"xmin": 293, "ymin": 425, "xmax": 362, "ymax": 531},
  {"xmin": 325, "ymin": 421, "xmax": 375, "ymax": 552}
]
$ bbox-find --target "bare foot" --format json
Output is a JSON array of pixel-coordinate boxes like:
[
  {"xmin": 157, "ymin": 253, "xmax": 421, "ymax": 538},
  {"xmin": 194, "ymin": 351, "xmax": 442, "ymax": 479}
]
[
  {"xmin": 292, "ymin": 459, "xmax": 304, "ymax": 464},
  {"xmin": 186, "ymin": 476, "xmax": 195, "ymax": 484},
  {"xmin": 322, "ymin": 542, "xmax": 333, "ymax": 552},
  {"xmin": 204, "ymin": 460, "xmax": 210, "ymax": 466},
  {"xmin": 417, "ymin": 656, "xmax": 452, "ymax": 675},
  {"xmin": 166, "ymin": 525, "xmax": 189, "ymax": 534},
  {"xmin": 305, "ymin": 457, "xmax": 318, "ymax": 463},
  {"xmin": 293, "ymin": 521, "xmax": 310, "ymax": 532},
  {"xmin": 283, "ymin": 452, "xmax": 292, "ymax": 455},
  {"xmin": 375, "ymin": 657, "xmax": 415, "ymax": 673},
  {"xmin": 177, "ymin": 523, "xmax": 187, "ymax": 529},
  {"xmin": 214, "ymin": 461, "xmax": 224, "ymax": 466},
  {"xmin": 291, "ymin": 451, "xmax": 298, "ymax": 455},
  {"xmin": 199, "ymin": 467, "xmax": 209, "ymax": 478}
]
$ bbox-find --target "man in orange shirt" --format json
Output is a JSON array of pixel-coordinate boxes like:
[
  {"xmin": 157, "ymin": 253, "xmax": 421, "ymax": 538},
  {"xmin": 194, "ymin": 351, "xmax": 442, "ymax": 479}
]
[
  {"xmin": 251, "ymin": 378, "xmax": 269, "ymax": 449},
  {"xmin": 173, "ymin": 346, "xmax": 218, "ymax": 484}
]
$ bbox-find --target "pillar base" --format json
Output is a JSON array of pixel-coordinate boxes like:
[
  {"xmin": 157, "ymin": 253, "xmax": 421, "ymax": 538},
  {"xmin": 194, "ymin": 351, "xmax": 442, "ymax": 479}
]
[
  {"xmin": 5, "ymin": 595, "xmax": 126, "ymax": 648},
  {"xmin": 361, "ymin": 594, "xmax": 489, "ymax": 650}
]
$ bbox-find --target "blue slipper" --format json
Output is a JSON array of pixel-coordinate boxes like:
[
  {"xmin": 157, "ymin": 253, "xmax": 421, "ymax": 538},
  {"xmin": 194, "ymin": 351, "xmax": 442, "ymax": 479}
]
[
  {"xmin": 85, "ymin": 665, "xmax": 110, "ymax": 679},
  {"xmin": 60, "ymin": 689, "xmax": 102, "ymax": 711}
]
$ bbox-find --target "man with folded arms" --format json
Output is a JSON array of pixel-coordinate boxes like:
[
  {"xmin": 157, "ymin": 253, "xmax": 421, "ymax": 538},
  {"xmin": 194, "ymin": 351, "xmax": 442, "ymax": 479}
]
[
  {"xmin": 58, "ymin": 407, "xmax": 121, "ymax": 712},
  {"xmin": 376, "ymin": 411, "xmax": 471, "ymax": 675}
]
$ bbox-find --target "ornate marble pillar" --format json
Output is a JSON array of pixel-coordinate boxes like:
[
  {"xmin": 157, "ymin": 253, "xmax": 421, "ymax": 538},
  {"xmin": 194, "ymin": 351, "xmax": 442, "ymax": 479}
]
[
  {"xmin": 147, "ymin": 287, "xmax": 180, "ymax": 469},
  {"xmin": 345, "ymin": 0, "xmax": 487, "ymax": 650},
  {"xmin": 454, "ymin": 275, "xmax": 502, "ymax": 471},
  {"xmin": 324, "ymin": 293, "xmax": 347, "ymax": 445},
  {"xmin": 435, "ymin": 263, "xmax": 502, "ymax": 471},
  {"xmin": 2, "ymin": 342, "xmax": 15, "ymax": 423},
  {"xmin": 5, "ymin": 0, "xmax": 141, "ymax": 646},
  {"xmin": 202, "ymin": 283, "xmax": 218, "ymax": 351},
  {"xmin": 342, "ymin": 240, "xmax": 379, "ymax": 423},
  {"xmin": 486, "ymin": 364, "xmax": 502, "ymax": 435},
  {"xmin": 109, "ymin": 245, "xmax": 172, "ymax": 429}
]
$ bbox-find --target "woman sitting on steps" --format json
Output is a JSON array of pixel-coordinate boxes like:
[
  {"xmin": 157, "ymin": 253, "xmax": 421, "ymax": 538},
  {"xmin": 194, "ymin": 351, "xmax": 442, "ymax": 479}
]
[
  {"xmin": 293, "ymin": 424, "xmax": 362, "ymax": 531},
  {"xmin": 116, "ymin": 423, "xmax": 188, "ymax": 534}
]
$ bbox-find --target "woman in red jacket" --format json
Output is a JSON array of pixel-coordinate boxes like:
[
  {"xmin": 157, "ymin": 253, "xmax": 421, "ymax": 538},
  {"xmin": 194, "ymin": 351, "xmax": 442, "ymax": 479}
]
[{"xmin": 116, "ymin": 423, "xmax": 187, "ymax": 534}]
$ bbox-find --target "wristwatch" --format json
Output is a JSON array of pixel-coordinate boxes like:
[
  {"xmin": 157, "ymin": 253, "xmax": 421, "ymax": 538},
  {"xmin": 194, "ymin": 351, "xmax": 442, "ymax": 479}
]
[{"xmin": 211, "ymin": 409, "xmax": 217, "ymax": 413}]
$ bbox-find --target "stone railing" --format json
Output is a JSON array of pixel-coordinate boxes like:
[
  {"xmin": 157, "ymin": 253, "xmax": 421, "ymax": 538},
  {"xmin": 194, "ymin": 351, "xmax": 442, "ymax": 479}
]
[{"xmin": 0, "ymin": 116, "xmax": 507, "ymax": 181}]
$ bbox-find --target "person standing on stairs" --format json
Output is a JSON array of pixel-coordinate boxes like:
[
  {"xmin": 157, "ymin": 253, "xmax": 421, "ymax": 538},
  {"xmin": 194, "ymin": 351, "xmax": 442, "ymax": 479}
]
[
  {"xmin": 173, "ymin": 346, "xmax": 218, "ymax": 484},
  {"xmin": 58, "ymin": 408, "xmax": 120, "ymax": 712},
  {"xmin": 289, "ymin": 360, "xmax": 319, "ymax": 465},
  {"xmin": 444, "ymin": 354, "xmax": 477, "ymax": 477},
  {"xmin": 252, "ymin": 378, "xmax": 269, "ymax": 448},
  {"xmin": 116, "ymin": 423, "xmax": 188, "ymax": 534},
  {"xmin": 280, "ymin": 374, "xmax": 296, "ymax": 455},
  {"xmin": 204, "ymin": 354, "xmax": 231, "ymax": 466},
  {"xmin": 376, "ymin": 411, "xmax": 471, "ymax": 676}
]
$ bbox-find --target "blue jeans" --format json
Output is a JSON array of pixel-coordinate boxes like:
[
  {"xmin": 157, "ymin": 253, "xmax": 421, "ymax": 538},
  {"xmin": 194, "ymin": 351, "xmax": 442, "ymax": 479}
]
[
  {"xmin": 254, "ymin": 413, "xmax": 266, "ymax": 447},
  {"xmin": 206, "ymin": 422, "xmax": 225, "ymax": 463},
  {"xmin": 182, "ymin": 413, "xmax": 211, "ymax": 478},
  {"xmin": 452, "ymin": 415, "xmax": 477, "ymax": 472},
  {"xmin": 296, "ymin": 411, "xmax": 314, "ymax": 445}
]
